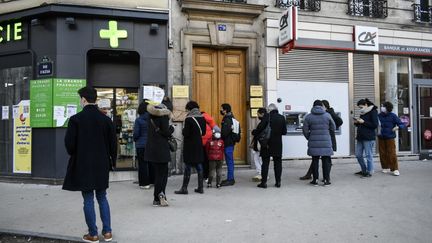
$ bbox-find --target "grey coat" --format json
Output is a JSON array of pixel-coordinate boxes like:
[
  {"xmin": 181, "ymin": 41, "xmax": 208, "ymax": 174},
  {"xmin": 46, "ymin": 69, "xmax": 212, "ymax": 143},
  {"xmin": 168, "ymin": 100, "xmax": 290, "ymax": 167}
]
[{"xmin": 302, "ymin": 106, "xmax": 336, "ymax": 157}]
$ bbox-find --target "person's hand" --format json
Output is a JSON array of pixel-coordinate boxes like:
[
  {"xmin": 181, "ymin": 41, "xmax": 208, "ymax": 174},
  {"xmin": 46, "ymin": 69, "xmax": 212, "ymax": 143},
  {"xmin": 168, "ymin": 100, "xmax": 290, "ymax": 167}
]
[
  {"xmin": 392, "ymin": 127, "xmax": 399, "ymax": 132},
  {"xmin": 357, "ymin": 118, "xmax": 365, "ymax": 124}
]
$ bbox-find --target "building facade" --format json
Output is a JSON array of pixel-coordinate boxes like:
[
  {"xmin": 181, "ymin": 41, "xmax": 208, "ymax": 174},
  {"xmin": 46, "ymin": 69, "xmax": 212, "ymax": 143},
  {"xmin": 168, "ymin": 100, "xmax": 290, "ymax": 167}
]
[
  {"xmin": 0, "ymin": 0, "xmax": 169, "ymax": 181},
  {"xmin": 169, "ymin": 0, "xmax": 432, "ymax": 163}
]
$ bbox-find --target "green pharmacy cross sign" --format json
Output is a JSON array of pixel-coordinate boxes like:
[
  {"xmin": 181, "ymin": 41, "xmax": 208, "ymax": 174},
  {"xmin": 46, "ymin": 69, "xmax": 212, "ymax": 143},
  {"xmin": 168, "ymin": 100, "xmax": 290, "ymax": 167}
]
[{"xmin": 99, "ymin": 20, "xmax": 127, "ymax": 48}]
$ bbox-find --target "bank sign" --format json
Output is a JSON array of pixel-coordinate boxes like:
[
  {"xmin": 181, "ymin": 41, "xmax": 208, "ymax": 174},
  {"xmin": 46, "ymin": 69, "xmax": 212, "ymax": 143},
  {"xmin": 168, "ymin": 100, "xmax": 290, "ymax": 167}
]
[
  {"xmin": 355, "ymin": 26, "xmax": 379, "ymax": 52},
  {"xmin": 279, "ymin": 6, "xmax": 298, "ymax": 47}
]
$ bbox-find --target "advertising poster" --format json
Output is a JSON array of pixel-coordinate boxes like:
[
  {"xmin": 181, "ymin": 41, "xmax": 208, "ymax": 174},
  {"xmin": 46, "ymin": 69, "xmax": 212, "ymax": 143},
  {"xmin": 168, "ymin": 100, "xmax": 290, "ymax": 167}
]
[
  {"xmin": 13, "ymin": 100, "xmax": 32, "ymax": 174},
  {"xmin": 52, "ymin": 79, "xmax": 86, "ymax": 127},
  {"xmin": 30, "ymin": 79, "xmax": 53, "ymax": 127}
]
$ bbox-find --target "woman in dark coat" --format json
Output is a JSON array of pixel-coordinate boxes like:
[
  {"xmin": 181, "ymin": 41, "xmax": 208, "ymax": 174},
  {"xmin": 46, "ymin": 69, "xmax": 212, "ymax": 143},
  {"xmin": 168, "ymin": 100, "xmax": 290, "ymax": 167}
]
[
  {"xmin": 354, "ymin": 98, "xmax": 378, "ymax": 178},
  {"xmin": 175, "ymin": 101, "xmax": 207, "ymax": 194},
  {"xmin": 145, "ymin": 103, "xmax": 174, "ymax": 207},
  {"xmin": 256, "ymin": 104, "xmax": 287, "ymax": 188},
  {"xmin": 133, "ymin": 100, "xmax": 154, "ymax": 189}
]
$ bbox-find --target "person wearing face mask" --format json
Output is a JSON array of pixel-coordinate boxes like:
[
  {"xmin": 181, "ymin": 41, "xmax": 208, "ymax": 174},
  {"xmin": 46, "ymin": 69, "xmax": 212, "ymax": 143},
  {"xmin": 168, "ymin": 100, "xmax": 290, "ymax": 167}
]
[
  {"xmin": 250, "ymin": 108, "xmax": 267, "ymax": 182},
  {"xmin": 220, "ymin": 103, "xmax": 237, "ymax": 186},
  {"xmin": 378, "ymin": 102, "xmax": 406, "ymax": 176},
  {"xmin": 353, "ymin": 98, "xmax": 379, "ymax": 178},
  {"xmin": 205, "ymin": 127, "xmax": 224, "ymax": 188}
]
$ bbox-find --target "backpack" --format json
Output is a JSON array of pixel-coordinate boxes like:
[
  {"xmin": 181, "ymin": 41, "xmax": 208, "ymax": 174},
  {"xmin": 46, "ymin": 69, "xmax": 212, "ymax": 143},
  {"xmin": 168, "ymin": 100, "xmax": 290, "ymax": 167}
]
[
  {"xmin": 257, "ymin": 116, "xmax": 271, "ymax": 147},
  {"xmin": 231, "ymin": 117, "xmax": 241, "ymax": 143}
]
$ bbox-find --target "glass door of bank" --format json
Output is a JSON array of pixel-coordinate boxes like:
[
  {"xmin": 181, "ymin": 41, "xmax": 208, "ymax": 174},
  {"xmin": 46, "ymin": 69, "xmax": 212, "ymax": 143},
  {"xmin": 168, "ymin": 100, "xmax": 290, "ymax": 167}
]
[
  {"xmin": 96, "ymin": 88, "xmax": 139, "ymax": 169},
  {"xmin": 417, "ymin": 85, "xmax": 432, "ymax": 159}
]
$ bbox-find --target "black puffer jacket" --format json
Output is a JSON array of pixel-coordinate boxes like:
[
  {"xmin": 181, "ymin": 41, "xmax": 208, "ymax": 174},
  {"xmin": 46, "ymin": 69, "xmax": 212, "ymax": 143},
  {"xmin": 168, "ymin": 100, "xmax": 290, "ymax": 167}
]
[{"xmin": 355, "ymin": 106, "xmax": 379, "ymax": 141}]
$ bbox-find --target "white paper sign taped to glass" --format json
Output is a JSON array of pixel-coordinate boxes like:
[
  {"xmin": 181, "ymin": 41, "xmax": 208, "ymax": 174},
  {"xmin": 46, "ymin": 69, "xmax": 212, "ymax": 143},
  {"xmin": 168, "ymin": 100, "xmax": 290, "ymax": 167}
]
[
  {"xmin": 143, "ymin": 86, "xmax": 165, "ymax": 104},
  {"xmin": 2, "ymin": 106, "xmax": 9, "ymax": 120}
]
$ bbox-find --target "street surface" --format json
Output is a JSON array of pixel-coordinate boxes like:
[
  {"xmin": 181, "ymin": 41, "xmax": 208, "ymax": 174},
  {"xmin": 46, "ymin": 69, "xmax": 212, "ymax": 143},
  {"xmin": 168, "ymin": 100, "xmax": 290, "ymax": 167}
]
[{"xmin": 0, "ymin": 160, "xmax": 431, "ymax": 243}]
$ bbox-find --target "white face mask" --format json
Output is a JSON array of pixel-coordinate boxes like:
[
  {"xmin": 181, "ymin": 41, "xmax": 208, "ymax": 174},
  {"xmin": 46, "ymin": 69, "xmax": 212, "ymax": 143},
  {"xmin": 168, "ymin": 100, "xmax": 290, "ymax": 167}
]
[
  {"xmin": 380, "ymin": 107, "xmax": 387, "ymax": 113},
  {"xmin": 214, "ymin": 132, "xmax": 221, "ymax": 139}
]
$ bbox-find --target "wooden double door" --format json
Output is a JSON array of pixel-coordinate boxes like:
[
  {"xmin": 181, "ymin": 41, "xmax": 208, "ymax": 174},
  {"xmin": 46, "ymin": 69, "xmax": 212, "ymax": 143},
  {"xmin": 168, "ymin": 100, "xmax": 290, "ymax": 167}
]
[{"xmin": 193, "ymin": 47, "xmax": 247, "ymax": 163}]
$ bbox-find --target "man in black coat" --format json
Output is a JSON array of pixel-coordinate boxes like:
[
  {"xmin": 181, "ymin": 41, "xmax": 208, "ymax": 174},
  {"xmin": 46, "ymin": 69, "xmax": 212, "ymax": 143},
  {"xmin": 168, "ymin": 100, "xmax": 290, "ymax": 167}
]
[
  {"xmin": 257, "ymin": 104, "xmax": 287, "ymax": 188},
  {"xmin": 63, "ymin": 86, "xmax": 117, "ymax": 243}
]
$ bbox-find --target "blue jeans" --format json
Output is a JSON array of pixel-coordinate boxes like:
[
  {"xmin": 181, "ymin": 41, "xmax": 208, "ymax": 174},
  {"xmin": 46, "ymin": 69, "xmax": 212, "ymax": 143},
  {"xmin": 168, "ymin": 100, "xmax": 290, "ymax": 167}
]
[
  {"xmin": 82, "ymin": 190, "xmax": 111, "ymax": 236},
  {"xmin": 224, "ymin": 146, "xmax": 235, "ymax": 180},
  {"xmin": 356, "ymin": 140, "xmax": 375, "ymax": 174},
  {"xmin": 184, "ymin": 163, "xmax": 203, "ymax": 174}
]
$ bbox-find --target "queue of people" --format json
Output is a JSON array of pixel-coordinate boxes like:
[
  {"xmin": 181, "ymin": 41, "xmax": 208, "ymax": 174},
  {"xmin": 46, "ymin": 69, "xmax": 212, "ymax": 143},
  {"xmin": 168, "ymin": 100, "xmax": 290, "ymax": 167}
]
[{"xmin": 62, "ymin": 86, "xmax": 406, "ymax": 242}]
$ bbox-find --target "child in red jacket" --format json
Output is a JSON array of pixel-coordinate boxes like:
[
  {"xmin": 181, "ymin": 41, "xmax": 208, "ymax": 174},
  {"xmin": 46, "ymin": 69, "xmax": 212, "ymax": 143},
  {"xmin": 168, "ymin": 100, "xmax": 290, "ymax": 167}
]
[{"xmin": 205, "ymin": 130, "xmax": 224, "ymax": 188}]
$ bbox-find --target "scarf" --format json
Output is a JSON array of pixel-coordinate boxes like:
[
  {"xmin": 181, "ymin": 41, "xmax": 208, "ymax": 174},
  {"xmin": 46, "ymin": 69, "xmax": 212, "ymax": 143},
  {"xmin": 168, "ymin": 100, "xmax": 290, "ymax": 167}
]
[
  {"xmin": 359, "ymin": 105, "xmax": 374, "ymax": 115},
  {"xmin": 186, "ymin": 108, "xmax": 203, "ymax": 118}
]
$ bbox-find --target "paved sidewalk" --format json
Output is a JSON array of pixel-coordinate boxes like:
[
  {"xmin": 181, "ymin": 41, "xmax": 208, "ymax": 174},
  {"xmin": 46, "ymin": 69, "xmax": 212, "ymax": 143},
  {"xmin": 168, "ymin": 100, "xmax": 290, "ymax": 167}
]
[{"xmin": 1, "ymin": 160, "xmax": 431, "ymax": 243}]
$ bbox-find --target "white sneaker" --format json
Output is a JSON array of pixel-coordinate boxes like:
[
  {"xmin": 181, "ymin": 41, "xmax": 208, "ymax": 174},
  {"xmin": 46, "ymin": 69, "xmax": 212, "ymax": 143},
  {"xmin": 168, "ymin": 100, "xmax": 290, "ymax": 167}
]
[
  {"xmin": 392, "ymin": 170, "xmax": 400, "ymax": 176},
  {"xmin": 382, "ymin": 169, "xmax": 390, "ymax": 174},
  {"xmin": 140, "ymin": 185, "xmax": 151, "ymax": 189},
  {"xmin": 252, "ymin": 175, "xmax": 262, "ymax": 182}
]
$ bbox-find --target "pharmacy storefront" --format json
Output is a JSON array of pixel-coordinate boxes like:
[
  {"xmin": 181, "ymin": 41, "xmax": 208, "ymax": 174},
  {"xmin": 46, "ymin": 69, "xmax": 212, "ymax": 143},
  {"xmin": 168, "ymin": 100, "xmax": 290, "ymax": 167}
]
[{"xmin": 0, "ymin": 4, "xmax": 168, "ymax": 181}]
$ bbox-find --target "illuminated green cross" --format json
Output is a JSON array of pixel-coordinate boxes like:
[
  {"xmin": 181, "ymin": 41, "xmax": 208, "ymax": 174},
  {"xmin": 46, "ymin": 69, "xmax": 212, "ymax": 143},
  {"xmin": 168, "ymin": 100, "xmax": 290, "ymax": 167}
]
[{"xmin": 99, "ymin": 21, "xmax": 127, "ymax": 48}]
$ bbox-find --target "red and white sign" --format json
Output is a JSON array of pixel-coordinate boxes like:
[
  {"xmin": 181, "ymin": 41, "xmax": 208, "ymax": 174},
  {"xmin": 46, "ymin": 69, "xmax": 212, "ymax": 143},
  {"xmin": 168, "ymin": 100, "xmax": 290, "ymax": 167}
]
[{"xmin": 279, "ymin": 6, "xmax": 298, "ymax": 47}]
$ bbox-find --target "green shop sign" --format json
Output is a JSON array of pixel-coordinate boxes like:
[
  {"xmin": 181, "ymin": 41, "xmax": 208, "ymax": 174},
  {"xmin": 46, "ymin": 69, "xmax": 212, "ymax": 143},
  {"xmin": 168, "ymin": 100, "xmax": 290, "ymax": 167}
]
[
  {"xmin": 30, "ymin": 79, "xmax": 53, "ymax": 127},
  {"xmin": 53, "ymin": 79, "xmax": 86, "ymax": 127},
  {"xmin": 30, "ymin": 78, "xmax": 86, "ymax": 128},
  {"xmin": 99, "ymin": 20, "xmax": 127, "ymax": 48}
]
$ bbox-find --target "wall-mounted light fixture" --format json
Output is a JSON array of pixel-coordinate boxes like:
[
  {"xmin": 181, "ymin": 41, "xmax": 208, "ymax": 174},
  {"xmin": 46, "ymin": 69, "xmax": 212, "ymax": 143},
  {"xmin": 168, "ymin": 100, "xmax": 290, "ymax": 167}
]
[
  {"xmin": 31, "ymin": 18, "xmax": 42, "ymax": 26},
  {"xmin": 65, "ymin": 17, "xmax": 76, "ymax": 29},
  {"xmin": 150, "ymin": 23, "xmax": 159, "ymax": 34},
  {"xmin": 65, "ymin": 17, "xmax": 75, "ymax": 25}
]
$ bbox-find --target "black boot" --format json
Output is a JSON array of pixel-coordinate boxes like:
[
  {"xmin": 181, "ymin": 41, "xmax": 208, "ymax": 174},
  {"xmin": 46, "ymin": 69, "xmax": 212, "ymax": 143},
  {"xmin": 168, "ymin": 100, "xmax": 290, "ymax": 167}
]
[
  {"xmin": 300, "ymin": 166, "xmax": 313, "ymax": 180},
  {"xmin": 216, "ymin": 175, "xmax": 221, "ymax": 188},
  {"xmin": 194, "ymin": 172, "xmax": 204, "ymax": 194},
  {"xmin": 175, "ymin": 170, "xmax": 190, "ymax": 194},
  {"xmin": 207, "ymin": 176, "xmax": 213, "ymax": 188}
]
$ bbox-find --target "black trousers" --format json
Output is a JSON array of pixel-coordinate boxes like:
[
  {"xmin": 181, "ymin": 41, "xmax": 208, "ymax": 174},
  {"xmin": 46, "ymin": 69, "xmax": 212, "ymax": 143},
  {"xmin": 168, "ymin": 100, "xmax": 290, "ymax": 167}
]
[
  {"xmin": 136, "ymin": 148, "xmax": 154, "ymax": 186},
  {"xmin": 311, "ymin": 156, "xmax": 332, "ymax": 182},
  {"xmin": 306, "ymin": 157, "xmax": 333, "ymax": 177},
  {"xmin": 152, "ymin": 163, "xmax": 168, "ymax": 201},
  {"xmin": 202, "ymin": 146, "xmax": 209, "ymax": 179},
  {"xmin": 261, "ymin": 156, "xmax": 282, "ymax": 184}
]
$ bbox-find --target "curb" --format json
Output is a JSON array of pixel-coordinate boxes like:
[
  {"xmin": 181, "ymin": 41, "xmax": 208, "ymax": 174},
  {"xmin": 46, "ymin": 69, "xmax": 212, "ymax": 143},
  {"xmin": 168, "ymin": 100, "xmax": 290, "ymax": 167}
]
[{"xmin": 0, "ymin": 228, "xmax": 117, "ymax": 243}]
